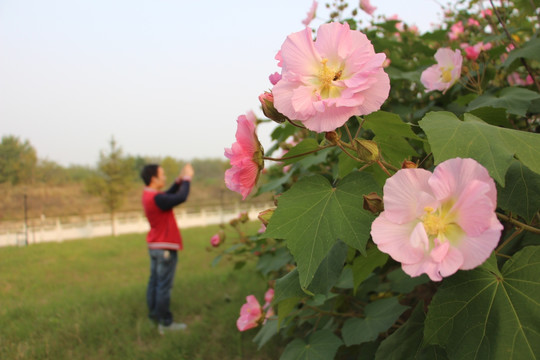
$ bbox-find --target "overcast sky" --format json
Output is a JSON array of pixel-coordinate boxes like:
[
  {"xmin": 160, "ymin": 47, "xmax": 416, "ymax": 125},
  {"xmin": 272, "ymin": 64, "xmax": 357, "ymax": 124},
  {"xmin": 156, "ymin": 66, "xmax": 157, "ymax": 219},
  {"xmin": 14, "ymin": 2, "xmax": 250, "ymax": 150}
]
[{"xmin": 0, "ymin": 0, "xmax": 443, "ymax": 166}]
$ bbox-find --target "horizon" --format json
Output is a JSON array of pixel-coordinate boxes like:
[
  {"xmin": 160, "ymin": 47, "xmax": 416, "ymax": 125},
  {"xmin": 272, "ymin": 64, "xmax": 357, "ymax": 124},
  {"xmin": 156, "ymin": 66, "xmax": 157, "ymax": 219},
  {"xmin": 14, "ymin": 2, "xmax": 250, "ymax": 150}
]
[{"xmin": 0, "ymin": 0, "xmax": 443, "ymax": 167}]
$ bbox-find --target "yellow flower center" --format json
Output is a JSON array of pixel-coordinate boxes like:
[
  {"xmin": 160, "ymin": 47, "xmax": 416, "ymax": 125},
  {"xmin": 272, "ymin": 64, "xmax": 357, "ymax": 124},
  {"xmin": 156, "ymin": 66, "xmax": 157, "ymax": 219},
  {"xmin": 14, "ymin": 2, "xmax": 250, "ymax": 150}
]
[
  {"xmin": 441, "ymin": 67, "xmax": 453, "ymax": 83},
  {"xmin": 423, "ymin": 209, "xmax": 448, "ymax": 236},
  {"xmin": 317, "ymin": 58, "xmax": 343, "ymax": 98}
]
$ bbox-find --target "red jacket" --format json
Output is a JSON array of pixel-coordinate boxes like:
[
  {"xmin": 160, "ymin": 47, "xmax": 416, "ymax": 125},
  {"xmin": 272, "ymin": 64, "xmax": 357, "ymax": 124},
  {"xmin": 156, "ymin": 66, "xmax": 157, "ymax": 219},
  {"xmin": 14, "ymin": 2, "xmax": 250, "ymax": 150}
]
[{"xmin": 142, "ymin": 188, "xmax": 183, "ymax": 250}]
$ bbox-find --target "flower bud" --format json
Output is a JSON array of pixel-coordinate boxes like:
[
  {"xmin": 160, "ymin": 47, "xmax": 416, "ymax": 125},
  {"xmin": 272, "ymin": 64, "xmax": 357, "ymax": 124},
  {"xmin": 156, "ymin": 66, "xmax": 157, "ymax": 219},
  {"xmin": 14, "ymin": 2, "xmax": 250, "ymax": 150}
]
[
  {"xmin": 401, "ymin": 160, "xmax": 418, "ymax": 169},
  {"xmin": 354, "ymin": 139, "xmax": 380, "ymax": 163},
  {"xmin": 363, "ymin": 192, "xmax": 384, "ymax": 214},
  {"xmin": 257, "ymin": 208, "xmax": 275, "ymax": 226},
  {"xmin": 259, "ymin": 92, "xmax": 288, "ymax": 123},
  {"xmin": 324, "ymin": 131, "xmax": 340, "ymax": 145},
  {"xmin": 238, "ymin": 212, "xmax": 249, "ymax": 223}
]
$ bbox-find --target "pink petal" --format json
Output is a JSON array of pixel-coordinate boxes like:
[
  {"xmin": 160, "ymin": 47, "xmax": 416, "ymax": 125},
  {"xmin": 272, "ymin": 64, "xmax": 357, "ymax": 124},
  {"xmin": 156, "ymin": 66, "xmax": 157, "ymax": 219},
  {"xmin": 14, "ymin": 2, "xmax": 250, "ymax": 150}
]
[
  {"xmin": 452, "ymin": 180, "xmax": 495, "ymax": 236},
  {"xmin": 454, "ymin": 215, "xmax": 503, "ymax": 269},
  {"xmin": 371, "ymin": 215, "xmax": 425, "ymax": 264},
  {"xmin": 382, "ymin": 168, "xmax": 437, "ymax": 224},
  {"xmin": 279, "ymin": 27, "xmax": 321, "ymax": 76},
  {"xmin": 430, "ymin": 158, "xmax": 497, "ymax": 206}
]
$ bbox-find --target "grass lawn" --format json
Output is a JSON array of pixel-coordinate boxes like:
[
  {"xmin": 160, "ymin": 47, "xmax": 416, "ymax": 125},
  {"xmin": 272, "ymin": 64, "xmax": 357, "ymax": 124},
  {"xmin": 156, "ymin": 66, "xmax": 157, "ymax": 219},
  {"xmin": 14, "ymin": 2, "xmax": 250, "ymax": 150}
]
[{"xmin": 0, "ymin": 222, "xmax": 283, "ymax": 360}]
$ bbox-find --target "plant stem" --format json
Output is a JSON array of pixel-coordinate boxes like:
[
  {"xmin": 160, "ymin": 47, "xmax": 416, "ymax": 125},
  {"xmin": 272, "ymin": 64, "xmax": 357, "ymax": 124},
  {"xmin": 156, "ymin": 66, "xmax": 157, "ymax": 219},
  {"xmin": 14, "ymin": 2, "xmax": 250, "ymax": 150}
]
[
  {"xmin": 376, "ymin": 160, "xmax": 393, "ymax": 177},
  {"xmin": 286, "ymin": 119, "xmax": 307, "ymax": 129},
  {"xmin": 355, "ymin": 116, "xmax": 366, "ymax": 139},
  {"xmin": 495, "ymin": 227, "xmax": 523, "ymax": 254},
  {"xmin": 336, "ymin": 140, "xmax": 363, "ymax": 162},
  {"xmin": 496, "ymin": 212, "xmax": 540, "ymax": 234},
  {"xmin": 263, "ymin": 145, "xmax": 333, "ymax": 162},
  {"xmin": 344, "ymin": 123, "xmax": 354, "ymax": 142}
]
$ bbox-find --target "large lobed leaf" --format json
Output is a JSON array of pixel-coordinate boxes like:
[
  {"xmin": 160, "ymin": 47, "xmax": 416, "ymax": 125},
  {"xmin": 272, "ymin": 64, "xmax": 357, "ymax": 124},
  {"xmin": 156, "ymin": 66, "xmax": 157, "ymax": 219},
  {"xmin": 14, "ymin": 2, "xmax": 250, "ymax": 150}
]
[
  {"xmin": 497, "ymin": 160, "xmax": 540, "ymax": 223},
  {"xmin": 264, "ymin": 172, "xmax": 379, "ymax": 289},
  {"xmin": 280, "ymin": 329, "xmax": 343, "ymax": 360},
  {"xmin": 424, "ymin": 247, "xmax": 540, "ymax": 360},
  {"xmin": 342, "ymin": 297, "xmax": 409, "ymax": 347},
  {"xmin": 419, "ymin": 111, "xmax": 540, "ymax": 186}
]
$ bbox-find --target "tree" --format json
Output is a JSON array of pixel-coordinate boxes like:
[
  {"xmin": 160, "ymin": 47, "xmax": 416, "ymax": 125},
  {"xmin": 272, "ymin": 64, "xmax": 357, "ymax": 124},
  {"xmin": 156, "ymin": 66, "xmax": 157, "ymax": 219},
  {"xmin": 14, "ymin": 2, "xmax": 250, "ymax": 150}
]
[
  {"xmin": 0, "ymin": 135, "xmax": 37, "ymax": 184},
  {"xmin": 85, "ymin": 137, "xmax": 134, "ymax": 236}
]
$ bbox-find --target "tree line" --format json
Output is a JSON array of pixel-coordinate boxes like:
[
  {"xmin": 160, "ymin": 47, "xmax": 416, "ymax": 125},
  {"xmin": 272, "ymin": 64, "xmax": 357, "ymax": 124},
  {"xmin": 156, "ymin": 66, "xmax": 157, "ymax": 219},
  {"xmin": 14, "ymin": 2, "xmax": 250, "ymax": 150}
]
[{"xmin": 0, "ymin": 135, "xmax": 231, "ymax": 231}]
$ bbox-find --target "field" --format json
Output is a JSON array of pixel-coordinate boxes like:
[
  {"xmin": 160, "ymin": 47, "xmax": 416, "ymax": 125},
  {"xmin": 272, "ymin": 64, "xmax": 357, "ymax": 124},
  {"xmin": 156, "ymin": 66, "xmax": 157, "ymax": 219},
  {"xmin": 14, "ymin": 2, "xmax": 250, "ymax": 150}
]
[{"xmin": 0, "ymin": 223, "xmax": 283, "ymax": 359}]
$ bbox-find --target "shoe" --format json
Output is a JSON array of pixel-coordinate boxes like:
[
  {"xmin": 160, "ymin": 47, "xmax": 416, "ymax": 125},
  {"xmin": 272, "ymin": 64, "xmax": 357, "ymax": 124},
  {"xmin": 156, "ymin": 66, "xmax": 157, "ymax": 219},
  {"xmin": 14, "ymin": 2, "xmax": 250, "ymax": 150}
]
[{"xmin": 158, "ymin": 322, "xmax": 187, "ymax": 335}]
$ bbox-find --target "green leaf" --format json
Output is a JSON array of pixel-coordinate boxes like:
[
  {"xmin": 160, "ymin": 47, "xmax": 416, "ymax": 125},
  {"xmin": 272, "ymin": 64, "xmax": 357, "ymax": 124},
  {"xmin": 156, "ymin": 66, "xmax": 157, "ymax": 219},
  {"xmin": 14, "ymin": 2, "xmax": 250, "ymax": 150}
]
[
  {"xmin": 342, "ymin": 297, "xmax": 409, "ymax": 346},
  {"xmin": 424, "ymin": 247, "xmax": 540, "ymax": 360},
  {"xmin": 375, "ymin": 302, "xmax": 449, "ymax": 360},
  {"xmin": 256, "ymin": 247, "xmax": 294, "ymax": 276},
  {"xmin": 265, "ymin": 172, "xmax": 379, "ymax": 288},
  {"xmin": 387, "ymin": 268, "xmax": 430, "ymax": 294},
  {"xmin": 253, "ymin": 318, "xmax": 279, "ymax": 350},
  {"xmin": 363, "ymin": 111, "xmax": 422, "ymax": 166},
  {"xmin": 352, "ymin": 247, "xmax": 389, "ymax": 293},
  {"xmin": 307, "ymin": 240, "xmax": 349, "ymax": 295},
  {"xmin": 280, "ymin": 329, "xmax": 343, "ymax": 360},
  {"xmin": 419, "ymin": 111, "xmax": 540, "ymax": 186},
  {"xmin": 364, "ymin": 111, "xmax": 422, "ymax": 141},
  {"xmin": 277, "ymin": 297, "xmax": 300, "ymax": 327},
  {"xmin": 338, "ymin": 151, "xmax": 360, "ymax": 178},
  {"xmin": 497, "ymin": 160, "xmax": 540, "ymax": 222},
  {"xmin": 274, "ymin": 269, "xmax": 305, "ymax": 304},
  {"xmin": 281, "ymin": 138, "xmax": 320, "ymax": 165},
  {"xmin": 467, "ymin": 87, "xmax": 540, "ymax": 117},
  {"xmin": 504, "ymin": 38, "xmax": 540, "ymax": 68}
]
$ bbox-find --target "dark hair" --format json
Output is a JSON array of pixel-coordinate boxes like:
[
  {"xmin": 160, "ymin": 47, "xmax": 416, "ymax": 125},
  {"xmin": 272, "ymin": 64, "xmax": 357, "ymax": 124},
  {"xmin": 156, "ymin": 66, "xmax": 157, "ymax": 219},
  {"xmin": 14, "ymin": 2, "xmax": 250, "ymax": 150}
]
[{"xmin": 140, "ymin": 164, "xmax": 159, "ymax": 186}]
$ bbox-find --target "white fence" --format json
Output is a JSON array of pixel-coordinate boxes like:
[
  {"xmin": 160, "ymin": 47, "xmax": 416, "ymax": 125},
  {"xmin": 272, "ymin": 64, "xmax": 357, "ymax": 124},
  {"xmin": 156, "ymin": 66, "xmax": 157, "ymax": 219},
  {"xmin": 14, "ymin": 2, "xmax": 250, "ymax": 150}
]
[{"xmin": 0, "ymin": 202, "xmax": 274, "ymax": 247}]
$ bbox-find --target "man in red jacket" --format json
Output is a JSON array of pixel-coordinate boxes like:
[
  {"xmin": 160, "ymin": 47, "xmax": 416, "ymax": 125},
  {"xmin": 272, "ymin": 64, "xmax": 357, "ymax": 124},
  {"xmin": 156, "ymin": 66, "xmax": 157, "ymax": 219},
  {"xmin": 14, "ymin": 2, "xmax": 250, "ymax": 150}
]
[{"xmin": 140, "ymin": 163, "xmax": 194, "ymax": 334}]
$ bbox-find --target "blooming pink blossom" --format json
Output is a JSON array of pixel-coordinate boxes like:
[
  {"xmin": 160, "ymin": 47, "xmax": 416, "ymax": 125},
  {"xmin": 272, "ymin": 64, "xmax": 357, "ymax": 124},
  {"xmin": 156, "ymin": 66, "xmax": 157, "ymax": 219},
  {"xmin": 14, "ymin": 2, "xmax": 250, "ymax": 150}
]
[
  {"xmin": 210, "ymin": 233, "xmax": 221, "ymax": 247},
  {"xmin": 480, "ymin": 9, "xmax": 492, "ymax": 18},
  {"xmin": 302, "ymin": 1, "xmax": 318, "ymax": 26},
  {"xmin": 467, "ymin": 18, "xmax": 480, "ymax": 27},
  {"xmin": 269, "ymin": 72, "xmax": 281, "ymax": 85},
  {"xmin": 236, "ymin": 295, "xmax": 263, "ymax": 331},
  {"xmin": 371, "ymin": 158, "xmax": 503, "ymax": 281},
  {"xmin": 224, "ymin": 111, "xmax": 264, "ymax": 200},
  {"xmin": 463, "ymin": 42, "xmax": 491, "ymax": 61},
  {"xmin": 448, "ymin": 21, "xmax": 464, "ymax": 40},
  {"xmin": 420, "ymin": 48, "xmax": 462, "ymax": 93},
  {"xmin": 264, "ymin": 288, "xmax": 274, "ymax": 308},
  {"xmin": 359, "ymin": 0, "xmax": 376, "ymax": 15},
  {"xmin": 507, "ymin": 72, "xmax": 534, "ymax": 86},
  {"xmin": 272, "ymin": 22, "xmax": 390, "ymax": 132}
]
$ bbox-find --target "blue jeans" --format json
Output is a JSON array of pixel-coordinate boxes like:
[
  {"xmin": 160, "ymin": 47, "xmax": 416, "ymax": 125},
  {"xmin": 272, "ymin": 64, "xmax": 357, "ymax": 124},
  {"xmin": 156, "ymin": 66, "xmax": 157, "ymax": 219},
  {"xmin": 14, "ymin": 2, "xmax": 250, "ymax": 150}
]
[{"xmin": 147, "ymin": 249, "xmax": 178, "ymax": 326}]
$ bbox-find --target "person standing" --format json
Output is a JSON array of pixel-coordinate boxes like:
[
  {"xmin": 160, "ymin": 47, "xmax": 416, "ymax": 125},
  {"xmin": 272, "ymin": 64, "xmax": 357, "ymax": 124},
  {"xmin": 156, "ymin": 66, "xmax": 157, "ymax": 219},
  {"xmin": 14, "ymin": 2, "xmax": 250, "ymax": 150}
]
[{"xmin": 140, "ymin": 163, "xmax": 194, "ymax": 334}]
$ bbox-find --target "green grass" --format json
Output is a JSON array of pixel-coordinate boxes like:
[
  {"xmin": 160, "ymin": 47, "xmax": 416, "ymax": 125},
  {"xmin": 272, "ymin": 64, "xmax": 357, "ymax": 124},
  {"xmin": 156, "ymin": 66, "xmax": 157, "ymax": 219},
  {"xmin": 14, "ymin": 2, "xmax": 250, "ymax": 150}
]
[{"xmin": 0, "ymin": 223, "xmax": 283, "ymax": 359}]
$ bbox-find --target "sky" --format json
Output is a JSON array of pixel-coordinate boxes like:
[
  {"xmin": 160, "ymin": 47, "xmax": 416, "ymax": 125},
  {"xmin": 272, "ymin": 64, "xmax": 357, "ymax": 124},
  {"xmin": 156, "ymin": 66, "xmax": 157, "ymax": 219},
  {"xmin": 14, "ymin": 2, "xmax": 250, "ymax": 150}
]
[{"xmin": 0, "ymin": 0, "xmax": 443, "ymax": 167}]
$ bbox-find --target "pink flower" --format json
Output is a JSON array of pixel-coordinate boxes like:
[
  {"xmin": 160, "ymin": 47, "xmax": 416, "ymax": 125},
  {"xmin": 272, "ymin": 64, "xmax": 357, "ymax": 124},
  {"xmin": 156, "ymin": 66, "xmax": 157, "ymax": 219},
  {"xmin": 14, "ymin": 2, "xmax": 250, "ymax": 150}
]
[
  {"xmin": 224, "ymin": 111, "xmax": 264, "ymax": 200},
  {"xmin": 480, "ymin": 9, "xmax": 492, "ymax": 18},
  {"xmin": 264, "ymin": 288, "xmax": 274, "ymax": 307},
  {"xmin": 359, "ymin": 0, "xmax": 376, "ymax": 15},
  {"xmin": 371, "ymin": 158, "xmax": 503, "ymax": 281},
  {"xmin": 236, "ymin": 295, "xmax": 263, "ymax": 331},
  {"xmin": 448, "ymin": 21, "xmax": 464, "ymax": 40},
  {"xmin": 272, "ymin": 22, "xmax": 390, "ymax": 132},
  {"xmin": 507, "ymin": 72, "xmax": 534, "ymax": 86},
  {"xmin": 302, "ymin": 1, "xmax": 318, "ymax": 26},
  {"xmin": 420, "ymin": 48, "xmax": 462, "ymax": 93},
  {"xmin": 259, "ymin": 91, "xmax": 288, "ymax": 123},
  {"xmin": 210, "ymin": 233, "xmax": 221, "ymax": 247},
  {"xmin": 467, "ymin": 18, "xmax": 480, "ymax": 27},
  {"xmin": 269, "ymin": 71, "xmax": 282, "ymax": 85},
  {"xmin": 464, "ymin": 42, "xmax": 491, "ymax": 61}
]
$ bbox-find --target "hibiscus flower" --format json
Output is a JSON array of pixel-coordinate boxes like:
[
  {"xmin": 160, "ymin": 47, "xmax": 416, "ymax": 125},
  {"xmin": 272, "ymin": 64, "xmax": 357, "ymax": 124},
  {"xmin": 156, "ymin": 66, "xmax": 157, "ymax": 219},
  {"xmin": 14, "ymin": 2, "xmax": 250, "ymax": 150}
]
[
  {"xmin": 371, "ymin": 158, "xmax": 503, "ymax": 281},
  {"xmin": 272, "ymin": 22, "xmax": 390, "ymax": 132},
  {"xmin": 224, "ymin": 111, "xmax": 264, "ymax": 200},
  {"xmin": 420, "ymin": 47, "xmax": 462, "ymax": 93}
]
